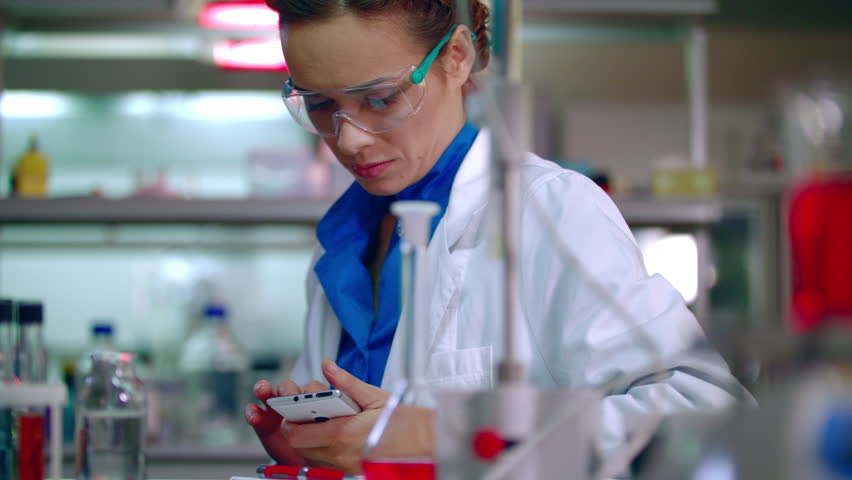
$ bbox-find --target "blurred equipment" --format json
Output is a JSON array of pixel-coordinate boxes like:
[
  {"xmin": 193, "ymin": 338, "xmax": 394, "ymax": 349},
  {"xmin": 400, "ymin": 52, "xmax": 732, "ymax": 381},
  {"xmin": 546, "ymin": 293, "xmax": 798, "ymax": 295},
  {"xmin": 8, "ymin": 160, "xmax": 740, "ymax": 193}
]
[
  {"xmin": 0, "ymin": 383, "xmax": 67, "ymax": 480},
  {"xmin": 75, "ymin": 352, "xmax": 146, "ymax": 480},
  {"xmin": 634, "ymin": 367, "xmax": 852, "ymax": 480},
  {"xmin": 784, "ymin": 79, "xmax": 852, "ymax": 332},
  {"xmin": 0, "ymin": 299, "xmax": 15, "ymax": 480},
  {"xmin": 76, "ymin": 321, "xmax": 118, "ymax": 386},
  {"xmin": 0, "ymin": 300, "xmax": 14, "ymax": 384},
  {"xmin": 14, "ymin": 301, "xmax": 47, "ymax": 480},
  {"xmin": 15, "ymin": 302, "xmax": 47, "ymax": 385},
  {"xmin": 652, "ymin": 163, "xmax": 718, "ymax": 197},
  {"xmin": 10, "ymin": 135, "xmax": 49, "ymax": 198},
  {"xmin": 435, "ymin": 389, "xmax": 602, "ymax": 480},
  {"xmin": 635, "ymin": 77, "xmax": 852, "ymax": 480},
  {"xmin": 177, "ymin": 304, "xmax": 250, "ymax": 446},
  {"xmin": 788, "ymin": 176, "xmax": 852, "ymax": 332},
  {"xmin": 781, "ymin": 80, "xmax": 850, "ymax": 175},
  {"xmin": 0, "ymin": 300, "xmax": 66, "ymax": 480},
  {"xmin": 363, "ymin": 201, "xmax": 440, "ymax": 479},
  {"xmin": 247, "ymin": 148, "xmax": 328, "ymax": 198}
]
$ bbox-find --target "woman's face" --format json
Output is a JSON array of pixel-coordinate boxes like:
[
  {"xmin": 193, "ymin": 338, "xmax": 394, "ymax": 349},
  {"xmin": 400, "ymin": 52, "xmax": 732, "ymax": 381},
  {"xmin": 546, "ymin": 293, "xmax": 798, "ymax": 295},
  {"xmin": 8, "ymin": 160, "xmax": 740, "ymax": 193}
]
[{"xmin": 283, "ymin": 13, "xmax": 468, "ymax": 196}]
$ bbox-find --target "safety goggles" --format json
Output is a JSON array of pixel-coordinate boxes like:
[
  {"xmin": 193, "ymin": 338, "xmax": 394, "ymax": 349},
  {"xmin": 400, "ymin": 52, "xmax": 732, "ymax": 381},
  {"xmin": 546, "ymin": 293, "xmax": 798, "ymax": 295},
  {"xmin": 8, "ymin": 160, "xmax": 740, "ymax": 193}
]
[{"xmin": 281, "ymin": 25, "xmax": 467, "ymax": 137}]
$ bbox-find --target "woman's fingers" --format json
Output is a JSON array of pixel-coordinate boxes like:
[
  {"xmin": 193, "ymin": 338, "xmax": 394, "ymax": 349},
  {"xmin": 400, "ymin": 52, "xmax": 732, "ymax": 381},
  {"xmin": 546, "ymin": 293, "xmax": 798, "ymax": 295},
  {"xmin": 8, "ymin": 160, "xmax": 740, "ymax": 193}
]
[
  {"xmin": 302, "ymin": 380, "xmax": 329, "ymax": 394},
  {"xmin": 276, "ymin": 379, "xmax": 304, "ymax": 397},
  {"xmin": 247, "ymin": 381, "xmax": 285, "ymax": 437},
  {"xmin": 321, "ymin": 359, "xmax": 388, "ymax": 410},
  {"xmin": 253, "ymin": 380, "xmax": 276, "ymax": 402},
  {"xmin": 246, "ymin": 404, "xmax": 308, "ymax": 467}
]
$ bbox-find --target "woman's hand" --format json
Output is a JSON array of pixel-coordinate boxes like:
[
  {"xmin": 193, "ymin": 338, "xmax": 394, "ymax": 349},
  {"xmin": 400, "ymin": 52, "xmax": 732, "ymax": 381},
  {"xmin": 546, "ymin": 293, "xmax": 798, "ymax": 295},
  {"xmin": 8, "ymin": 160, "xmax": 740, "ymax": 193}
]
[
  {"xmin": 286, "ymin": 359, "xmax": 390, "ymax": 474},
  {"xmin": 247, "ymin": 359, "xmax": 433, "ymax": 474},
  {"xmin": 245, "ymin": 378, "xmax": 309, "ymax": 466}
]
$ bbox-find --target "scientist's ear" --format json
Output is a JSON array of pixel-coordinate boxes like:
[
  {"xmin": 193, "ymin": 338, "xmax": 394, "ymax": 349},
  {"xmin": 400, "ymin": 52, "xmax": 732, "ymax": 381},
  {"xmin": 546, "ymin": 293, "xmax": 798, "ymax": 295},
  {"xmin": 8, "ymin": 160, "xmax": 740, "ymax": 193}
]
[
  {"xmin": 438, "ymin": 25, "xmax": 476, "ymax": 89},
  {"xmin": 322, "ymin": 358, "xmax": 388, "ymax": 410}
]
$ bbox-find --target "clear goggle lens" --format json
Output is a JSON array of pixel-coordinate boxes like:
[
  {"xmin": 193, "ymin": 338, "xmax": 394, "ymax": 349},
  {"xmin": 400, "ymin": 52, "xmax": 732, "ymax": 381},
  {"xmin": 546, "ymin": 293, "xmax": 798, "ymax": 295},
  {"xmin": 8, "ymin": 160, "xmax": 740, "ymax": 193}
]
[{"xmin": 282, "ymin": 67, "xmax": 426, "ymax": 137}]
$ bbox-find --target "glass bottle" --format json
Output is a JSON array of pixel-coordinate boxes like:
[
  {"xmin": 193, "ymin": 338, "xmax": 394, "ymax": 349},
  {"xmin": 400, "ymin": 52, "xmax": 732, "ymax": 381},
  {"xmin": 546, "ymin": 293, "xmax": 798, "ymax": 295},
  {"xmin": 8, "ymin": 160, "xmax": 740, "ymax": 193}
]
[
  {"xmin": 177, "ymin": 304, "xmax": 249, "ymax": 446},
  {"xmin": 0, "ymin": 299, "xmax": 15, "ymax": 480},
  {"xmin": 76, "ymin": 321, "xmax": 117, "ymax": 390},
  {"xmin": 0, "ymin": 300, "xmax": 15, "ymax": 384},
  {"xmin": 14, "ymin": 302, "xmax": 47, "ymax": 384},
  {"xmin": 363, "ymin": 201, "xmax": 440, "ymax": 480},
  {"xmin": 75, "ymin": 352, "xmax": 146, "ymax": 480},
  {"xmin": 13, "ymin": 301, "xmax": 48, "ymax": 480}
]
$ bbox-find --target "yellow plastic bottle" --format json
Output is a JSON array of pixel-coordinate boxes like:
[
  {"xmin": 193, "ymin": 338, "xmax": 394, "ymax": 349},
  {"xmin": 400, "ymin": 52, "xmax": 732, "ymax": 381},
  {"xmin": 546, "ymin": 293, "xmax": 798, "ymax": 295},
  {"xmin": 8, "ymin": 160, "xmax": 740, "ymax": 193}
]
[{"xmin": 12, "ymin": 135, "xmax": 49, "ymax": 197}]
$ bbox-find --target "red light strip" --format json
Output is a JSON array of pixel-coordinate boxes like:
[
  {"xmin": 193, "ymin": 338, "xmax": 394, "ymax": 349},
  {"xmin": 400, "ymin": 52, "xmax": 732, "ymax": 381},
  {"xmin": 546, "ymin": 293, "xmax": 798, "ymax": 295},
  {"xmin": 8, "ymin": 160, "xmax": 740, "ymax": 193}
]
[
  {"xmin": 199, "ymin": 1, "xmax": 279, "ymax": 31},
  {"xmin": 213, "ymin": 38, "xmax": 287, "ymax": 71}
]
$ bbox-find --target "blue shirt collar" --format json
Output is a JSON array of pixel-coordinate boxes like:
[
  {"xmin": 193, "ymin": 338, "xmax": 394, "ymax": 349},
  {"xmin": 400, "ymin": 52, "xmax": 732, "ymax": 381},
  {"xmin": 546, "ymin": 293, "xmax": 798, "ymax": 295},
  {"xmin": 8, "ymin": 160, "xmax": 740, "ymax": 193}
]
[{"xmin": 314, "ymin": 123, "xmax": 479, "ymax": 385}]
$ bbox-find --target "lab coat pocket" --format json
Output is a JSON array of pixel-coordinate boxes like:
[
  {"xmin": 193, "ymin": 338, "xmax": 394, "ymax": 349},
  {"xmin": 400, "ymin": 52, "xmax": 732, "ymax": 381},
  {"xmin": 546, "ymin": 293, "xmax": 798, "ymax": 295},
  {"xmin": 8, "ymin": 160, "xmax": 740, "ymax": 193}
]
[{"xmin": 425, "ymin": 346, "xmax": 493, "ymax": 391}]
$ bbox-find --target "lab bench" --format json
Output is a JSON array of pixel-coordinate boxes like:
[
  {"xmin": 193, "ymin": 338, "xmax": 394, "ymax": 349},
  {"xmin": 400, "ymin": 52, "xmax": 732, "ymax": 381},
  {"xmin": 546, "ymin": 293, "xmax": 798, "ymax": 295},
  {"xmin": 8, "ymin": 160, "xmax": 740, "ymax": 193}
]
[{"xmin": 61, "ymin": 444, "xmax": 269, "ymax": 479}]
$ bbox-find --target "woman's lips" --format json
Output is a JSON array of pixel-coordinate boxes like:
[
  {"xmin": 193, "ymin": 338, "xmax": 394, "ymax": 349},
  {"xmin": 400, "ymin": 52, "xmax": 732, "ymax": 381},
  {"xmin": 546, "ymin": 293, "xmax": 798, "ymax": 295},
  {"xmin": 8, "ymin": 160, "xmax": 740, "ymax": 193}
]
[{"xmin": 351, "ymin": 160, "xmax": 393, "ymax": 179}]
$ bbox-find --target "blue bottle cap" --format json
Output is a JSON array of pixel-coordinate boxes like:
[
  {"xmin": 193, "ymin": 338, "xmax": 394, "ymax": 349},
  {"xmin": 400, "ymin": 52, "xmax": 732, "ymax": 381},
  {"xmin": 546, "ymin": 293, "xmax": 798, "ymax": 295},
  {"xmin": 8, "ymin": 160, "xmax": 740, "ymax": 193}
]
[
  {"xmin": 204, "ymin": 305, "xmax": 227, "ymax": 320},
  {"xmin": 0, "ymin": 299, "xmax": 12, "ymax": 323},
  {"xmin": 16, "ymin": 302, "xmax": 43, "ymax": 324},
  {"xmin": 93, "ymin": 323, "xmax": 113, "ymax": 336}
]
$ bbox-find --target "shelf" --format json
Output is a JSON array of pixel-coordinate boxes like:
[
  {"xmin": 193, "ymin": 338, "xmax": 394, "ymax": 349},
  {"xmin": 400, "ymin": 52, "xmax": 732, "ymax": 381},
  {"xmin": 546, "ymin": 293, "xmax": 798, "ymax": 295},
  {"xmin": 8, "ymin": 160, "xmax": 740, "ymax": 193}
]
[
  {"xmin": 0, "ymin": 197, "xmax": 335, "ymax": 224},
  {"xmin": 0, "ymin": 196, "xmax": 721, "ymax": 227},
  {"xmin": 525, "ymin": 0, "xmax": 716, "ymax": 16},
  {"xmin": 613, "ymin": 196, "xmax": 722, "ymax": 226}
]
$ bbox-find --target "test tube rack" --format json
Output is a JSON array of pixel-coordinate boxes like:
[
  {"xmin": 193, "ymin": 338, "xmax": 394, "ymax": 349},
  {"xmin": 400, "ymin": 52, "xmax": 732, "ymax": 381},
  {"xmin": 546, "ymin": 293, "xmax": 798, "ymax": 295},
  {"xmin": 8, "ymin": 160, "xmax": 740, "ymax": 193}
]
[{"xmin": 0, "ymin": 383, "xmax": 68, "ymax": 480}]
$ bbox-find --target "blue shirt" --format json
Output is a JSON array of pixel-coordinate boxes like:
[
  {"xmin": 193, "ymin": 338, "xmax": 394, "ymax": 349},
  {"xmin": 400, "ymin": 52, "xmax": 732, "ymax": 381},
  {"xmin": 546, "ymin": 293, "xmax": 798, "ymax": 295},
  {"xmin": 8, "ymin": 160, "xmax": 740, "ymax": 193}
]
[{"xmin": 313, "ymin": 123, "xmax": 479, "ymax": 386}]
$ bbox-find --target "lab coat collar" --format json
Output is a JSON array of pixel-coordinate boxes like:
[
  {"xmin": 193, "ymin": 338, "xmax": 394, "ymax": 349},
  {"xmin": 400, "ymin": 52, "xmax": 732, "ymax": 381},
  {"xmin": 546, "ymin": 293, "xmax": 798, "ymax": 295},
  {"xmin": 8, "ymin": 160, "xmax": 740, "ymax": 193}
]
[
  {"xmin": 442, "ymin": 129, "xmax": 492, "ymax": 251},
  {"xmin": 380, "ymin": 130, "xmax": 492, "ymax": 388}
]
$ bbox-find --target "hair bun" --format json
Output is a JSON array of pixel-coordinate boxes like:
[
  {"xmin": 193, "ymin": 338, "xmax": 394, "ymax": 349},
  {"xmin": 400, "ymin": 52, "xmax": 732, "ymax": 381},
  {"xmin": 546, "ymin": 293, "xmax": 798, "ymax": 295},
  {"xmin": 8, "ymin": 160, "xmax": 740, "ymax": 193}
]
[{"xmin": 469, "ymin": 0, "xmax": 491, "ymax": 72}]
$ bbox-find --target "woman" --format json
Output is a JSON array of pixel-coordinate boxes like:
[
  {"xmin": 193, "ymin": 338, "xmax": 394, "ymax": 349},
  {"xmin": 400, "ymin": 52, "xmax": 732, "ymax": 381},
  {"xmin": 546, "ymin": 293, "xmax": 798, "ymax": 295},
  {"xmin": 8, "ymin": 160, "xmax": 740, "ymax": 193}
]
[{"xmin": 245, "ymin": 0, "xmax": 746, "ymax": 474}]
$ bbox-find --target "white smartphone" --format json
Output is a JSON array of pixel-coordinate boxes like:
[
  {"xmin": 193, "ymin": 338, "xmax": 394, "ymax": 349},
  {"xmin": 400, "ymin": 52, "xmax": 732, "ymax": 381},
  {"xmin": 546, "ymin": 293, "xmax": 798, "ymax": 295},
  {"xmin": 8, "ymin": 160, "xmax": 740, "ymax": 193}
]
[{"xmin": 267, "ymin": 389, "xmax": 362, "ymax": 424}]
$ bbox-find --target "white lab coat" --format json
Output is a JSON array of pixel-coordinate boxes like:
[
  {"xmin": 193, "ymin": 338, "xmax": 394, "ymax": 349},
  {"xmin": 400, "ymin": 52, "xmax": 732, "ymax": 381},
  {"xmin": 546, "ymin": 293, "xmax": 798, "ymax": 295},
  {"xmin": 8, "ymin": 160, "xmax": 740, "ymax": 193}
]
[{"xmin": 290, "ymin": 132, "xmax": 746, "ymax": 452}]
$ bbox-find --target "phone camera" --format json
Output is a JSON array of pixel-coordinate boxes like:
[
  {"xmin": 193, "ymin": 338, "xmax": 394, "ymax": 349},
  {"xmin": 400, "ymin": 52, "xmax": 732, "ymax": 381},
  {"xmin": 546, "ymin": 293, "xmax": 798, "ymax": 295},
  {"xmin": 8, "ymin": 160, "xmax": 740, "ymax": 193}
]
[{"xmin": 293, "ymin": 396, "xmax": 299, "ymax": 402}]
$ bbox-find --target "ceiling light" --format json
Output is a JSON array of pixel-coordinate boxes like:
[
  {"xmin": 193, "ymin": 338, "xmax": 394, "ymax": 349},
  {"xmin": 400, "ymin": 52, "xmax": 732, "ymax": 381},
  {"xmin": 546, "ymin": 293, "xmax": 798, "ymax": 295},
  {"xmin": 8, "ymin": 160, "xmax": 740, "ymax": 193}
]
[
  {"xmin": 199, "ymin": 1, "xmax": 279, "ymax": 30},
  {"xmin": 212, "ymin": 38, "xmax": 286, "ymax": 71},
  {"xmin": 1, "ymin": 92, "xmax": 72, "ymax": 117}
]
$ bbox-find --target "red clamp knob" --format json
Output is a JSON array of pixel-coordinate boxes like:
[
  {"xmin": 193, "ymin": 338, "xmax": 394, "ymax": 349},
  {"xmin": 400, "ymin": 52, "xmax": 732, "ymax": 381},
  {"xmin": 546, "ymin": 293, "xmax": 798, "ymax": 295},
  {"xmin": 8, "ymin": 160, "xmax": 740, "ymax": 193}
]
[{"xmin": 472, "ymin": 428, "xmax": 506, "ymax": 461}]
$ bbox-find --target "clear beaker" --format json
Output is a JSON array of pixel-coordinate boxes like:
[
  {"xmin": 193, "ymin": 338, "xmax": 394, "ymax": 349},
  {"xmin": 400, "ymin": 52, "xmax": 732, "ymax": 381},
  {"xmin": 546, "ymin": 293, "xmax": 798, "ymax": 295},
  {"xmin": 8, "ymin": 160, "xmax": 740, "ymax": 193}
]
[{"xmin": 362, "ymin": 201, "xmax": 440, "ymax": 480}]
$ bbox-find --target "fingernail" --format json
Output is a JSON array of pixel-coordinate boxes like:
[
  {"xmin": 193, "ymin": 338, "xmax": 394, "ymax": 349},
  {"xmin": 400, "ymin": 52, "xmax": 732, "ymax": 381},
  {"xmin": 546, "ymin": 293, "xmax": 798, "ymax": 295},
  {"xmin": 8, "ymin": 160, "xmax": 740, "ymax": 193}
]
[
  {"xmin": 245, "ymin": 406, "xmax": 257, "ymax": 422},
  {"xmin": 253, "ymin": 381, "xmax": 265, "ymax": 393},
  {"xmin": 325, "ymin": 359, "xmax": 339, "ymax": 374}
]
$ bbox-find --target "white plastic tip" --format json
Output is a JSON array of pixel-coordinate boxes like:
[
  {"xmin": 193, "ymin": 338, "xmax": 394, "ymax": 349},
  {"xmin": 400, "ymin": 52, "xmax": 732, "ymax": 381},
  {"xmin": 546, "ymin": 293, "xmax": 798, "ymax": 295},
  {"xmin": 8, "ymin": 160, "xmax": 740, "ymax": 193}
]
[
  {"xmin": 391, "ymin": 200, "xmax": 441, "ymax": 218},
  {"xmin": 391, "ymin": 200, "xmax": 440, "ymax": 247}
]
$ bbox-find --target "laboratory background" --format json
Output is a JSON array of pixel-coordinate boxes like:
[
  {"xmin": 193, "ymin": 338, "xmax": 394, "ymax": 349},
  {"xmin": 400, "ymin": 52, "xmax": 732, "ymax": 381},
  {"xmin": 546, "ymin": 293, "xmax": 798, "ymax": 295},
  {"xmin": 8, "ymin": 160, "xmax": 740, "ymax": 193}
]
[{"xmin": 0, "ymin": 0, "xmax": 850, "ymax": 479}]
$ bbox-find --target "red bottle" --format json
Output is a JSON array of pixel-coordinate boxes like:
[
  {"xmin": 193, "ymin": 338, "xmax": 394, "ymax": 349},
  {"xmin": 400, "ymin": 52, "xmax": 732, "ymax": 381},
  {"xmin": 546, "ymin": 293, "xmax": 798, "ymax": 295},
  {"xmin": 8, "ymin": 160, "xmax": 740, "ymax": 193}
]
[{"xmin": 17, "ymin": 413, "xmax": 44, "ymax": 480}]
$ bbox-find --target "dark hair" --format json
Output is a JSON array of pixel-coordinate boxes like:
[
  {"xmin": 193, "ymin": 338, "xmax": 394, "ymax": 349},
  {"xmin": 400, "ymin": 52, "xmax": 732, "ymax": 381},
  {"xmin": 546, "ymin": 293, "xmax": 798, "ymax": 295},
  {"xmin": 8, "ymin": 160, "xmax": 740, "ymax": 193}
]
[{"xmin": 265, "ymin": 0, "xmax": 491, "ymax": 73}]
